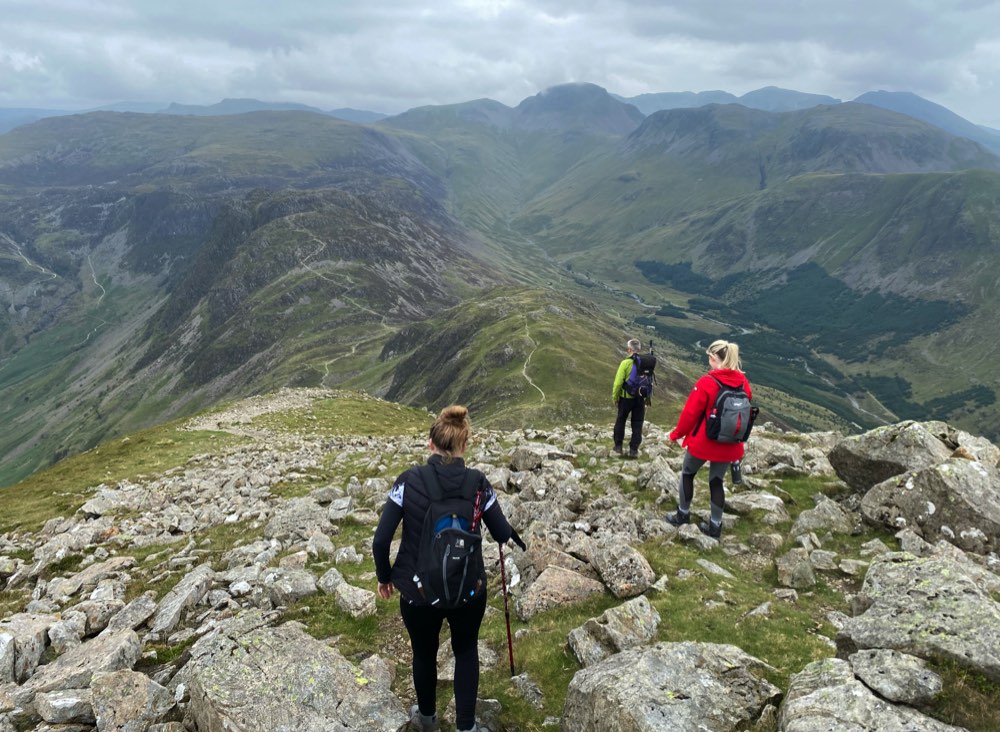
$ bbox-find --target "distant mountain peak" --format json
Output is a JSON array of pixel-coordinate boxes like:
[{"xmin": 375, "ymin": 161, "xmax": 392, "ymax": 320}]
[
  {"xmin": 163, "ymin": 98, "xmax": 325, "ymax": 116},
  {"xmin": 514, "ymin": 83, "xmax": 645, "ymax": 135}
]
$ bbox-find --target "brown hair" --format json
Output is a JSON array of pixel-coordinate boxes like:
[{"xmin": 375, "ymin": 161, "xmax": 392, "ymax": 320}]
[
  {"xmin": 706, "ymin": 339, "xmax": 742, "ymax": 371},
  {"xmin": 429, "ymin": 404, "xmax": 471, "ymax": 461}
]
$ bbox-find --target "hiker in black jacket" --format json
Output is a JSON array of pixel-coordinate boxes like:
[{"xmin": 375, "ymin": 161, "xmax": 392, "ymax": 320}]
[{"xmin": 372, "ymin": 405, "xmax": 521, "ymax": 732}]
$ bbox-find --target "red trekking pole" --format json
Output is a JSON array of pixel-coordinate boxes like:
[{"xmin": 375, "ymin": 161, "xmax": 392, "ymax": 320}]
[
  {"xmin": 497, "ymin": 541, "xmax": 516, "ymax": 676},
  {"xmin": 472, "ymin": 485, "xmax": 520, "ymax": 677}
]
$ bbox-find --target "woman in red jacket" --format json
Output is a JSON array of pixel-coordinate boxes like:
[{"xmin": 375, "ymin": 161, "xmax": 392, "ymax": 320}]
[{"xmin": 666, "ymin": 339, "xmax": 751, "ymax": 539}]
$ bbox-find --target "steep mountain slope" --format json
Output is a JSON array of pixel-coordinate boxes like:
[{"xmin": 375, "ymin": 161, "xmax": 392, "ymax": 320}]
[
  {"xmin": 0, "ymin": 112, "xmax": 509, "ymax": 485},
  {"xmin": 511, "ymin": 102, "xmax": 1000, "ymax": 259},
  {"xmin": 499, "ymin": 102, "xmax": 1000, "ymax": 437},
  {"xmin": 856, "ymin": 90, "xmax": 1000, "ymax": 154},
  {"xmin": 377, "ymin": 287, "xmax": 696, "ymax": 429},
  {"xmin": 1, "ymin": 106, "xmax": 679, "ymax": 487}
]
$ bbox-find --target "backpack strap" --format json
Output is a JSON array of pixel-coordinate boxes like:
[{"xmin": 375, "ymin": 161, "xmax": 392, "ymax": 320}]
[{"xmin": 692, "ymin": 376, "xmax": 726, "ymax": 436}]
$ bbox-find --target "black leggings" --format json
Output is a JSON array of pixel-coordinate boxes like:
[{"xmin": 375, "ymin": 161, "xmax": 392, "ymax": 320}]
[{"xmin": 401, "ymin": 592, "xmax": 487, "ymax": 730}]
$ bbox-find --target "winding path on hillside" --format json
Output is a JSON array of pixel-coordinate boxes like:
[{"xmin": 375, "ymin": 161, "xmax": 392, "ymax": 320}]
[
  {"xmin": 2, "ymin": 234, "xmax": 59, "ymax": 283},
  {"xmin": 87, "ymin": 255, "xmax": 107, "ymax": 305},
  {"xmin": 296, "ymin": 235, "xmax": 388, "ymax": 324},
  {"xmin": 522, "ymin": 320, "xmax": 545, "ymax": 402},
  {"xmin": 291, "ymin": 235, "xmax": 397, "ymax": 386}
]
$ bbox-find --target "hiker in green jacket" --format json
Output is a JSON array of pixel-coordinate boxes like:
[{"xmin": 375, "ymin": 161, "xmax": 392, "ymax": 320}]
[{"xmin": 612, "ymin": 338, "xmax": 645, "ymax": 458}]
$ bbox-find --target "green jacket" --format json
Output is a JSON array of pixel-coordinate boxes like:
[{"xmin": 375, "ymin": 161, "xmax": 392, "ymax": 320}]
[{"xmin": 612, "ymin": 356, "xmax": 634, "ymax": 400}]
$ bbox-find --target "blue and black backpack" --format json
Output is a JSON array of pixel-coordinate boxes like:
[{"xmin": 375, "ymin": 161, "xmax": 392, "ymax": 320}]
[
  {"xmin": 413, "ymin": 465, "xmax": 485, "ymax": 608},
  {"xmin": 625, "ymin": 353, "xmax": 657, "ymax": 404}
]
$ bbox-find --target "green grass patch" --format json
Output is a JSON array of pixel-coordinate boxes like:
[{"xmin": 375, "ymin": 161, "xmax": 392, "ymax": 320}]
[
  {"xmin": 136, "ymin": 634, "xmax": 199, "ymax": 670},
  {"xmin": 251, "ymin": 393, "xmax": 432, "ymax": 439},
  {"xmin": 928, "ymin": 660, "xmax": 1000, "ymax": 732},
  {"xmin": 0, "ymin": 588, "xmax": 30, "ymax": 618}
]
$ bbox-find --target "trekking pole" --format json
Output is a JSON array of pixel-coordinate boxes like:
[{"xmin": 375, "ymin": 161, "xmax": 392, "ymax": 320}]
[{"xmin": 497, "ymin": 541, "xmax": 516, "ymax": 676}]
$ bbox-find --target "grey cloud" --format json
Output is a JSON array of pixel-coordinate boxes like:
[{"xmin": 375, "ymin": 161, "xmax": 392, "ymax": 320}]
[{"xmin": 0, "ymin": 0, "xmax": 997, "ymax": 125}]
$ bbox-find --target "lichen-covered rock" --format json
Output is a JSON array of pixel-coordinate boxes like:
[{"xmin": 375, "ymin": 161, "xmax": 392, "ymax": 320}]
[
  {"xmin": 264, "ymin": 497, "xmax": 334, "ymax": 542},
  {"xmin": 777, "ymin": 657, "xmax": 962, "ymax": 731},
  {"xmin": 589, "ymin": 538, "xmax": 655, "ymax": 599},
  {"xmin": 262, "ymin": 567, "xmax": 318, "ymax": 607},
  {"xmin": 0, "ymin": 614, "xmax": 58, "ymax": 684},
  {"xmin": 789, "ymin": 495, "xmax": 855, "ymax": 537},
  {"xmin": 515, "ymin": 566, "xmax": 605, "ymax": 621},
  {"xmin": 183, "ymin": 611, "xmax": 406, "ymax": 731},
  {"xmin": 775, "ymin": 549, "xmax": 816, "ymax": 589},
  {"xmin": 861, "ymin": 458, "xmax": 1000, "ymax": 555},
  {"xmin": 829, "ymin": 421, "xmax": 955, "ymax": 492},
  {"xmin": 562, "ymin": 641, "xmax": 781, "ymax": 732},
  {"xmin": 567, "ymin": 596, "xmax": 660, "ymax": 667},
  {"xmin": 849, "ymin": 649, "xmax": 943, "ymax": 706},
  {"xmin": 90, "ymin": 670, "xmax": 174, "ymax": 731},
  {"xmin": 34, "ymin": 688, "xmax": 94, "ymax": 725},
  {"xmin": 837, "ymin": 552, "xmax": 1000, "ymax": 682},
  {"xmin": 20, "ymin": 628, "xmax": 141, "ymax": 703},
  {"xmin": 726, "ymin": 491, "xmax": 790, "ymax": 525},
  {"xmin": 148, "ymin": 564, "xmax": 214, "ymax": 639}
]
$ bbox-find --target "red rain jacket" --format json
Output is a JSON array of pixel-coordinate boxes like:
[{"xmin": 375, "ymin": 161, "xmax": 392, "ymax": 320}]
[{"xmin": 668, "ymin": 368, "xmax": 753, "ymax": 463}]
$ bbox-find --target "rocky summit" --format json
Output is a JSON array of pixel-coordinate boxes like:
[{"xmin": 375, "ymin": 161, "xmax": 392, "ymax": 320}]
[{"xmin": 1, "ymin": 389, "xmax": 998, "ymax": 731}]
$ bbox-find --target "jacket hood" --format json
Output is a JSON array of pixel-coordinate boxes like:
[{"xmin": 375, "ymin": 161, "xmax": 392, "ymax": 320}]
[{"xmin": 707, "ymin": 368, "xmax": 746, "ymax": 387}]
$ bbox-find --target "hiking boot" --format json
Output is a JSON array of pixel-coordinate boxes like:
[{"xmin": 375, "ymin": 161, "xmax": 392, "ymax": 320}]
[
  {"xmin": 628, "ymin": 448, "xmax": 639, "ymax": 459},
  {"xmin": 456, "ymin": 726, "xmax": 479, "ymax": 732},
  {"xmin": 698, "ymin": 520, "xmax": 722, "ymax": 539},
  {"xmin": 666, "ymin": 510, "xmax": 690, "ymax": 526},
  {"xmin": 612, "ymin": 444, "xmax": 623, "ymax": 455},
  {"xmin": 409, "ymin": 705, "xmax": 440, "ymax": 732}
]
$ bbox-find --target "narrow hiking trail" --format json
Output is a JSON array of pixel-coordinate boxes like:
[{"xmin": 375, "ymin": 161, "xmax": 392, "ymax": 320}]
[
  {"xmin": 297, "ymin": 236, "xmax": 389, "ymax": 324},
  {"xmin": 2, "ymin": 234, "xmax": 59, "ymax": 283},
  {"xmin": 294, "ymin": 235, "xmax": 394, "ymax": 385},
  {"xmin": 522, "ymin": 321, "xmax": 545, "ymax": 402},
  {"xmin": 87, "ymin": 255, "xmax": 107, "ymax": 305}
]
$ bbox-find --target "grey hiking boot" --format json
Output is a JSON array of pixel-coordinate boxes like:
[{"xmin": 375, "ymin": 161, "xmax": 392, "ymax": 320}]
[
  {"xmin": 409, "ymin": 705, "xmax": 440, "ymax": 732},
  {"xmin": 698, "ymin": 520, "xmax": 722, "ymax": 539},
  {"xmin": 612, "ymin": 444, "xmax": 623, "ymax": 455},
  {"xmin": 628, "ymin": 448, "xmax": 639, "ymax": 459},
  {"xmin": 666, "ymin": 509, "xmax": 690, "ymax": 526}
]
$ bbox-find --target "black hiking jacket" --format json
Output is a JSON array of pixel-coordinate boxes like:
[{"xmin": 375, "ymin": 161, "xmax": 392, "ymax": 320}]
[{"xmin": 372, "ymin": 454, "xmax": 514, "ymax": 605}]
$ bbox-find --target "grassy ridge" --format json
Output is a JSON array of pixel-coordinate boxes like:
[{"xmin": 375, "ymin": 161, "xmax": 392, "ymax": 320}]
[{"xmin": 380, "ymin": 287, "xmax": 652, "ymax": 429}]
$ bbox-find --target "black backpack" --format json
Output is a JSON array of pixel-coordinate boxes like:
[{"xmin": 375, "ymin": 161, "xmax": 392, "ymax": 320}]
[
  {"xmin": 624, "ymin": 353, "xmax": 657, "ymax": 403},
  {"xmin": 413, "ymin": 465, "xmax": 486, "ymax": 608},
  {"xmin": 703, "ymin": 376, "xmax": 759, "ymax": 443}
]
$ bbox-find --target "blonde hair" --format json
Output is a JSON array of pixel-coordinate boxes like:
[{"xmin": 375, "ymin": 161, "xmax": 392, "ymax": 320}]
[
  {"xmin": 706, "ymin": 339, "xmax": 742, "ymax": 371},
  {"xmin": 626, "ymin": 338, "xmax": 641, "ymax": 352},
  {"xmin": 429, "ymin": 405, "xmax": 471, "ymax": 461}
]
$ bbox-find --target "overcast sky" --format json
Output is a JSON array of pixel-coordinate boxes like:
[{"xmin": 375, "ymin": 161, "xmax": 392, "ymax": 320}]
[{"xmin": 3, "ymin": 0, "xmax": 999, "ymax": 126}]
